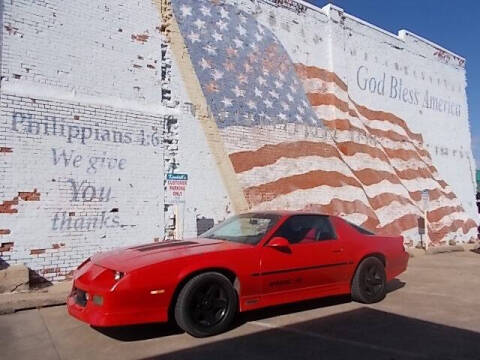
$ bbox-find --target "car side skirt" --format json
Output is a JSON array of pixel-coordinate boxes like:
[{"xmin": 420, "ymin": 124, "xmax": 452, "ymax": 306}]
[{"xmin": 238, "ymin": 283, "xmax": 351, "ymax": 312}]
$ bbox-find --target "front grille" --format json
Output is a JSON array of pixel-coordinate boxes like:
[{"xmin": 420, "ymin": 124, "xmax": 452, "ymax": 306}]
[{"xmin": 73, "ymin": 287, "xmax": 87, "ymax": 307}]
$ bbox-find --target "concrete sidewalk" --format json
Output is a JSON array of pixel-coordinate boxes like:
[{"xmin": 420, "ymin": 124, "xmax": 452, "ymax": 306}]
[{"xmin": 0, "ymin": 280, "xmax": 72, "ymax": 315}]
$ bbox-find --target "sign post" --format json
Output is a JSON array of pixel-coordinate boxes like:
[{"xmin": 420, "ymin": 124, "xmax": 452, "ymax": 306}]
[
  {"xmin": 421, "ymin": 189, "xmax": 430, "ymax": 250},
  {"xmin": 418, "ymin": 216, "xmax": 425, "ymax": 248}
]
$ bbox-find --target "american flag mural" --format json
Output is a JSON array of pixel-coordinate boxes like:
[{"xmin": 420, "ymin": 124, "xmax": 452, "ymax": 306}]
[{"xmin": 170, "ymin": 0, "xmax": 478, "ymax": 244}]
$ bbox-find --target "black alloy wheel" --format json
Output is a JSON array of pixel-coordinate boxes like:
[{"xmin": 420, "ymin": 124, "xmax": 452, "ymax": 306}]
[
  {"xmin": 174, "ymin": 272, "xmax": 238, "ymax": 337},
  {"xmin": 190, "ymin": 282, "xmax": 228, "ymax": 327},
  {"xmin": 351, "ymin": 256, "xmax": 386, "ymax": 304}
]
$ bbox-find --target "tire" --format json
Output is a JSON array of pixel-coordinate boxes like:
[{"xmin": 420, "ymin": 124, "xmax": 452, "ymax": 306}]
[
  {"xmin": 174, "ymin": 272, "xmax": 238, "ymax": 337},
  {"xmin": 351, "ymin": 257, "xmax": 386, "ymax": 304}
]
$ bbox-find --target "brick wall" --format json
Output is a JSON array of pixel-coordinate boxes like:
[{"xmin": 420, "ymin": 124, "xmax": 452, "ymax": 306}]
[
  {"xmin": 1, "ymin": 0, "xmax": 165, "ymax": 102},
  {"xmin": 0, "ymin": 0, "xmax": 174, "ymax": 282},
  {"xmin": 0, "ymin": 93, "xmax": 167, "ymax": 282}
]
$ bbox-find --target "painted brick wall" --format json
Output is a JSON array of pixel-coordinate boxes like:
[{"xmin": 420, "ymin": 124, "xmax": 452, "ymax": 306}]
[
  {"xmin": 0, "ymin": 93, "xmax": 167, "ymax": 281},
  {"xmin": 1, "ymin": 0, "xmax": 164, "ymax": 102},
  {"xmin": 163, "ymin": 0, "xmax": 478, "ymax": 247},
  {"xmin": 0, "ymin": 0, "xmax": 173, "ymax": 282}
]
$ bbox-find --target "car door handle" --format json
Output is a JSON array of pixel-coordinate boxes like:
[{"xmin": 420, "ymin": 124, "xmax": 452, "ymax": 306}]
[{"xmin": 332, "ymin": 248, "xmax": 344, "ymax": 253}]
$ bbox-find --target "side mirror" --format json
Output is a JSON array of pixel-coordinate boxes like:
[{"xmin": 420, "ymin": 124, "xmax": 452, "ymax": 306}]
[{"xmin": 267, "ymin": 236, "xmax": 290, "ymax": 250}]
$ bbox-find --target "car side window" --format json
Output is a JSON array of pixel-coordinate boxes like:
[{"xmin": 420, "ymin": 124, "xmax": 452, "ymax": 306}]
[{"xmin": 274, "ymin": 215, "xmax": 337, "ymax": 244}]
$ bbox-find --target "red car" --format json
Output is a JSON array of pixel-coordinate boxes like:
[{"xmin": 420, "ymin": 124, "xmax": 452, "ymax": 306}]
[{"xmin": 67, "ymin": 212, "xmax": 409, "ymax": 337}]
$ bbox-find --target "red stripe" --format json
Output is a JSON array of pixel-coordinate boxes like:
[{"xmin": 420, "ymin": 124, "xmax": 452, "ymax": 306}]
[
  {"xmin": 229, "ymin": 141, "xmax": 341, "ymax": 173},
  {"xmin": 294, "ymin": 64, "xmax": 348, "ymax": 91},
  {"xmin": 244, "ymin": 170, "xmax": 362, "ymax": 207}
]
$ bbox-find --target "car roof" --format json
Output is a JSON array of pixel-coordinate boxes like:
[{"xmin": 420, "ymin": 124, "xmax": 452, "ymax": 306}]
[{"xmin": 242, "ymin": 210, "xmax": 337, "ymax": 218}]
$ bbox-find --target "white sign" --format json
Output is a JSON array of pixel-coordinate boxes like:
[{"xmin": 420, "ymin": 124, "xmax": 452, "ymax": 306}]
[
  {"xmin": 166, "ymin": 173, "xmax": 188, "ymax": 203},
  {"xmin": 421, "ymin": 189, "xmax": 429, "ymax": 211}
]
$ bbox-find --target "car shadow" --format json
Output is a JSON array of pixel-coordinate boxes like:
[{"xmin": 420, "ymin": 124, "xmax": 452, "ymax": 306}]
[
  {"xmin": 234, "ymin": 279, "xmax": 405, "ymax": 328},
  {"xmin": 235, "ymin": 294, "xmax": 352, "ymax": 327},
  {"xmin": 139, "ymin": 307, "xmax": 480, "ymax": 360},
  {"xmin": 93, "ymin": 279, "xmax": 405, "ymax": 342},
  {"xmin": 92, "ymin": 321, "xmax": 183, "ymax": 341},
  {"xmin": 385, "ymin": 278, "xmax": 405, "ymax": 293},
  {"xmin": 470, "ymin": 248, "xmax": 480, "ymax": 254}
]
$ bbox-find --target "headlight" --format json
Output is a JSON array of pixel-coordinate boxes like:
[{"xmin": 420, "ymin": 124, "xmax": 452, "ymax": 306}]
[{"xmin": 114, "ymin": 271, "xmax": 124, "ymax": 281}]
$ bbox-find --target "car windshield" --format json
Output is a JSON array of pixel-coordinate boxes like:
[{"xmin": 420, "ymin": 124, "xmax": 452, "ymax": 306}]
[{"xmin": 201, "ymin": 213, "xmax": 281, "ymax": 245}]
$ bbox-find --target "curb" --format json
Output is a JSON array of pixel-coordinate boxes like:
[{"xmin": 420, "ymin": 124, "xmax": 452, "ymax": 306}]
[
  {"xmin": 406, "ymin": 248, "xmax": 425, "ymax": 257},
  {"xmin": 406, "ymin": 242, "xmax": 479, "ymax": 257},
  {"xmin": 0, "ymin": 280, "xmax": 71, "ymax": 314},
  {"xmin": 425, "ymin": 245, "xmax": 465, "ymax": 255},
  {"xmin": 0, "ymin": 296, "xmax": 67, "ymax": 315}
]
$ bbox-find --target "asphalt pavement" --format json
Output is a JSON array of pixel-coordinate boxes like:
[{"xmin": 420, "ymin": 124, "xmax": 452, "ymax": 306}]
[{"xmin": 1, "ymin": 250, "xmax": 479, "ymax": 360}]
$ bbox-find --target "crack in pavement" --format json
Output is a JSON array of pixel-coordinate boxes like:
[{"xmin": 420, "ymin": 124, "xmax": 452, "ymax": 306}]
[{"xmin": 39, "ymin": 309, "xmax": 62, "ymax": 360}]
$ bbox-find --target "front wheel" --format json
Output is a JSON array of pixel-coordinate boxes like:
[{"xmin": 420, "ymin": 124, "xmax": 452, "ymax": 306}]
[
  {"xmin": 351, "ymin": 257, "xmax": 386, "ymax": 304},
  {"xmin": 174, "ymin": 272, "xmax": 238, "ymax": 337}
]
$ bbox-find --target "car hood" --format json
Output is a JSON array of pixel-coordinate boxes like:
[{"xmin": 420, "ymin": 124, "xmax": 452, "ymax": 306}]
[{"xmin": 91, "ymin": 238, "xmax": 245, "ymax": 272}]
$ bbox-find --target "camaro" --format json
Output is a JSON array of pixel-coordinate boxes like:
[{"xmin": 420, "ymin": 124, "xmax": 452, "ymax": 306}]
[{"xmin": 67, "ymin": 211, "xmax": 409, "ymax": 337}]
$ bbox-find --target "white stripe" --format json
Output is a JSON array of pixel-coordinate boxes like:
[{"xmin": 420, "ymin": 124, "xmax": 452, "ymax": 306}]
[
  {"xmin": 339, "ymin": 213, "xmax": 369, "ymax": 226},
  {"xmin": 399, "ymin": 177, "xmax": 440, "ymax": 193},
  {"xmin": 312, "ymin": 98, "xmax": 418, "ymax": 144},
  {"xmin": 410, "ymin": 194, "xmax": 460, "ymax": 216},
  {"xmin": 462, "ymin": 226, "xmax": 478, "ymax": 238},
  {"xmin": 377, "ymin": 137, "xmax": 421, "ymax": 152},
  {"xmin": 313, "ymin": 105, "xmax": 346, "ymax": 122},
  {"xmin": 333, "ymin": 129, "xmax": 379, "ymax": 146},
  {"xmin": 400, "ymin": 227, "xmax": 420, "ymax": 242},
  {"xmin": 302, "ymin": 76, "xmax": 420, "ymax": 146},
  {"xmin": 362, "ymin": 180, "xmax": 411, "ymax": 199},
  {"xmin": 351, "ymin": 101, "xmax": 422, "ymax": 144},
  {"xmin": 238, "ymin": 156, "xmax": 353, "ymax": 188},
  {"xmin": 342, "ymin": 152, "xmax": 394, "ymax": 173},
  {"xmin": 322, "ymin": 114, "xmax": 366, "ymax": 131},
  {"xmin": 251, "ymin": 185, "xmax": 371, "ymax": 211},
  {"xmin": 302, "ymin": 75, "xmax": 424, "ymax": 148},
  {"xmin": 389, "ymin": 157, "xmax": 430, "ymax": 172},
  {"xmin": 220, "ymin": 110, "xmax": 425, "ymax": 158},
  {"xmin": 429, "ymin": 211, "xmax": 470, "ymax": 231},
  {"xmin": 222, "ymin": 126, "xmax": 439, "ymax": 195},
  {"xmin": 432, "ymin": 224, "xmax": 477, "ymax": 243},
  {"xmin": 428, "ymin": 198, "xmax": 461, "ymax": 213},
  {"xmin": 375, "ymin": 201, "xmax": 422, "ymax": 227},
  {"xmin": 365, "ymin": 119, "xmax": 409, "ymax": 137},
  {"xmin": 220, "ymin": 125, "xmax": 337, "ymax": 154},
  {"xmin": 302, "ymin": 79, "xmax": 348, "ymax": 102}
]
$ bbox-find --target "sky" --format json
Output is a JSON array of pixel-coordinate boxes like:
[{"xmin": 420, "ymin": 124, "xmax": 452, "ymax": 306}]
[{"xmin": 310, "ymin": 0, "xmax": 480, "ymax": 169}]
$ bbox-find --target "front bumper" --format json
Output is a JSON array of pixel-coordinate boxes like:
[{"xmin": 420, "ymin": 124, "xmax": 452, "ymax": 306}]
[
  {"xmin": 67, "ymin": 292, "xmax": 168, "ymax": 327},
  {"xmin": 66, "ymin": 261, "xmax": 169, "ymax": 327}
]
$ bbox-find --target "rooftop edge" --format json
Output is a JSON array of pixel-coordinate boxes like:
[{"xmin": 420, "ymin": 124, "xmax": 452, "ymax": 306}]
[{"xmin": 287, "ymin": 1, "xmax": 465, "ymax": 62}]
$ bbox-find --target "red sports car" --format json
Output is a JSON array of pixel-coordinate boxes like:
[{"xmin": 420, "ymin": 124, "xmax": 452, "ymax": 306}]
[{"xmin": 67, "ymin": 211, "xmax": 409, "ymax": 337}]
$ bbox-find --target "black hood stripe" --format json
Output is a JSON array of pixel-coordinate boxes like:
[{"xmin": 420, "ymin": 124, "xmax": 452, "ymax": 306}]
[{"xmin": 129, "ymin": 241, "xmax": 198, "ymax": 252}]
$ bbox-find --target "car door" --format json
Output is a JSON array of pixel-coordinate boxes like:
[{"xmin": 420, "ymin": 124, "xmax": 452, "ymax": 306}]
[{"xmin": 259, "ymin": 215, "xmax": 350, "ymax": 299}]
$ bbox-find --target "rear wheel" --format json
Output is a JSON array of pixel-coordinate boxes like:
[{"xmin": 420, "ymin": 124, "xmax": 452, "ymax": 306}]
[
  {"xmin": 174, "ymin": 272, "xmax": 237, "ymax": 337},
  {"xmin": 351, "ymin": 257, "xmax": 386, "ymax": 304}
]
